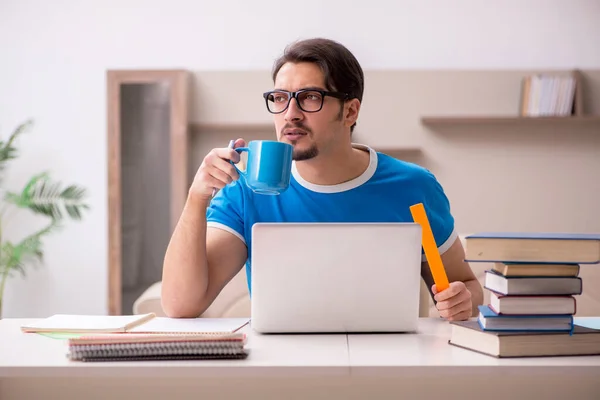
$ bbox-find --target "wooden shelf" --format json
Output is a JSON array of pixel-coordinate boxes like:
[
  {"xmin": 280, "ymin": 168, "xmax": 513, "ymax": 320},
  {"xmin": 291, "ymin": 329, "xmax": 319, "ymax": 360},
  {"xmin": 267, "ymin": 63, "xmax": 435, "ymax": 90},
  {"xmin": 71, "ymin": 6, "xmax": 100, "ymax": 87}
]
[
  {"xmin": 190, "ymin": 122, "xmax": 274, "ymax": 134},
  {"xmin": 372, "ymin": 147, "xmax": 422, "ymax": 156},
  {"xmin": 421, "ymin": 115, "xmax": 600, "ymax": 127},
  {"xmin": 189, "ymin": 125, "xmax": 422, "ymax": 155}
]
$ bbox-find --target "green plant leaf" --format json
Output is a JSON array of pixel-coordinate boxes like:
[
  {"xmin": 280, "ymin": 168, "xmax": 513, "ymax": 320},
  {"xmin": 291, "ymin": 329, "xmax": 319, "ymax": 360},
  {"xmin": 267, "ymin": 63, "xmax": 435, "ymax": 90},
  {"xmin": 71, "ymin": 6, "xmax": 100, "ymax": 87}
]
[
  {"xmin": 0, "ymin": 119, "xmax": 90, "ymax": 299},
  {"xmin": 0, "ymin": 119, "xmax": 33, "ymax": 181},
  {"xmin": 0, "ymin": 221, "xmax": 59, "ymax": 278},
  {"xmin": 4, "ymin": 173, "xmax": 89, "ymax": 221}
]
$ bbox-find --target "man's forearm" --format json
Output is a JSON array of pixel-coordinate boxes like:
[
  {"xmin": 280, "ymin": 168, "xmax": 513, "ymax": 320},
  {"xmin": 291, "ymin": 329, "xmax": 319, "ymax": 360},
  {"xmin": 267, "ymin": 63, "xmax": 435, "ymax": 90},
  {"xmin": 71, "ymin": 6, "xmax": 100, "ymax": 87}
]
[
  {"xmin": 161, "ymin": 194, "xmax": 210, "ymax": 317},
  {"xmin": 465, "ymin": 278, "xmax": 484, "ymax": 317}
]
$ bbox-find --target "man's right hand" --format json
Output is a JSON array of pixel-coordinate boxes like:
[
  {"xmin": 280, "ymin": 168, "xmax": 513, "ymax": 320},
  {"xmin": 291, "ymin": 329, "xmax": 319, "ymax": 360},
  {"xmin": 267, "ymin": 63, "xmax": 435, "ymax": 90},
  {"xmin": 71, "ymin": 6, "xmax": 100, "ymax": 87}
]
[
  {"xmin": 189, "ymin": 138, "xmax": 247, "ymax": 203},
  {"xmin": 162, "ymin": 137, "xmax": 249, "ymax": 318}
]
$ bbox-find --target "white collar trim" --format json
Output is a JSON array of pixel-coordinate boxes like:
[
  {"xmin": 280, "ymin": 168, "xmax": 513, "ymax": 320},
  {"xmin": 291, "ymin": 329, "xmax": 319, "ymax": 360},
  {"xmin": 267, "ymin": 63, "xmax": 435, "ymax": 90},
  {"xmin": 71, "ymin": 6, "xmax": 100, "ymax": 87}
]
[{"xmin": 291, "ymin": 143, "xmax": 377, "ymax": 193}]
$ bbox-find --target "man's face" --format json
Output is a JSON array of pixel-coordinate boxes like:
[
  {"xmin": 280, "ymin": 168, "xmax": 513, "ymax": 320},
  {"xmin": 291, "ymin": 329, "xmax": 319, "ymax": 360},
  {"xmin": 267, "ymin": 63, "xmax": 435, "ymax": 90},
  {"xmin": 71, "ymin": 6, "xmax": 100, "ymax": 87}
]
[{"xmin": 270, "ymin": 62, "xmax": 347, "ymax": 161}]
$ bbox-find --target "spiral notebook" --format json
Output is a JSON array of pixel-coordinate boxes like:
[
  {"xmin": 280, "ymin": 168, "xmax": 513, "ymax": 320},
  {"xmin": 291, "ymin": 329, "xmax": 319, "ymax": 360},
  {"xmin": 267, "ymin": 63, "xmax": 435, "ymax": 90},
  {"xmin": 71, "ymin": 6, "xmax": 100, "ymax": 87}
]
[{"xmin": 67, "ymin": 331, "xmax": 248, "ymax": 362}]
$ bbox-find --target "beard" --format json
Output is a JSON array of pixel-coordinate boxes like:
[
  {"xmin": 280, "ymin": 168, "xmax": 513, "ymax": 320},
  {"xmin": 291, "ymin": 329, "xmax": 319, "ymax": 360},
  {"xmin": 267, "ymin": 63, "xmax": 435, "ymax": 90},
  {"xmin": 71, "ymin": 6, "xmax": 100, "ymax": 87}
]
[
  {"xmin": 280, "ymin": 122, "xmax": 319, "ymax": 161},
  {"xmin": 293, "ymin": 143, "xmax": 319, "ymax": 161}
]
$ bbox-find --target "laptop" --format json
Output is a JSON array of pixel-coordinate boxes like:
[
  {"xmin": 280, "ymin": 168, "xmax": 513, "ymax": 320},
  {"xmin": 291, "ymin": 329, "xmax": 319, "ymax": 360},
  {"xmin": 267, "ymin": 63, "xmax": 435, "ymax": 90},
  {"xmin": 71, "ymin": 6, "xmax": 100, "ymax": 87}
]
[{"xmin": 250, "ymin": 222, "xmax": 423, "ymax": 333}]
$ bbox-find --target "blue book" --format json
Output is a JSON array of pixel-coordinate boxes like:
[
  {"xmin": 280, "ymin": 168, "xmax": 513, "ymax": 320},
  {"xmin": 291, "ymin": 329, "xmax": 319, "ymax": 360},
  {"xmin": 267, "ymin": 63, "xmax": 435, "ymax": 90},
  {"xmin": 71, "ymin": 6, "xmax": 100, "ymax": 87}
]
[
  {"xmin": 464, "ymin": 232, "xmax": 600, "ymax": 264},
  {"xmin": 477, "ymin": 305, "xmax": 573, "ymax": 332},
  {"xmin": 449, "ymin": 318, "xmax": 600, "ymax": 358}
]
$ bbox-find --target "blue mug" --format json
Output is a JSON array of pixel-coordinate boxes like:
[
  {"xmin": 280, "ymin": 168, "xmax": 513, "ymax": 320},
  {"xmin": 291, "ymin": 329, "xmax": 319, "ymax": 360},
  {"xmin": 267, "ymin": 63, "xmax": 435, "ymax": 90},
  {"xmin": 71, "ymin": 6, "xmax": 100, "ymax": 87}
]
[{"xmin": 232, "ymin": 140, "xmax": 293, "ymax": 195}]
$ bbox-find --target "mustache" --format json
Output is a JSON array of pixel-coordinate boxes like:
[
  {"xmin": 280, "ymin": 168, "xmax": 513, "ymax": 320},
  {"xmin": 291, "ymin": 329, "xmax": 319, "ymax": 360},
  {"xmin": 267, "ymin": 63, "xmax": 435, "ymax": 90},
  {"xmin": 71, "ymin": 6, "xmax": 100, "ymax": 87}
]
[{"xmin": 280, "ymin": 122, "xmax": 312, "ymax": 135}]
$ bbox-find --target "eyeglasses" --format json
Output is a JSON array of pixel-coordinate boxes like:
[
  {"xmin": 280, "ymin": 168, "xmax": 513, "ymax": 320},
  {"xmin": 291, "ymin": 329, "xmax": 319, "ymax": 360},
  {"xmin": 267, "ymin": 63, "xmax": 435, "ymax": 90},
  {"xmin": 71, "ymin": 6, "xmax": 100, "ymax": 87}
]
[{"xmin": 263, "ymin": 89, "xmax": 349, "ymax": 114}]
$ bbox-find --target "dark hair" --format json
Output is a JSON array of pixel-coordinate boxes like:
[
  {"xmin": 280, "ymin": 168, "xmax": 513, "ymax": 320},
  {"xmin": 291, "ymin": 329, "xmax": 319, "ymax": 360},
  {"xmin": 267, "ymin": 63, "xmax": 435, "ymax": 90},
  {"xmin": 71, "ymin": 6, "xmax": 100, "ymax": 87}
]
[{"xmin": 271, "ymin": 38, "xmax": 364, "ymax": 132}]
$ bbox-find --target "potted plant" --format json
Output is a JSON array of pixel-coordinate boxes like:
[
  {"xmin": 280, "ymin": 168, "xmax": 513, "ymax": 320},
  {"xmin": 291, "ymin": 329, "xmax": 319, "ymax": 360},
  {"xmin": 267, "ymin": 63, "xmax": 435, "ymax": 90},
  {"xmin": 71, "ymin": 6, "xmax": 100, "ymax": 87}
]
[{"xmin": 0, "ymin": 119, "xmax": 89, "ymax": 318}]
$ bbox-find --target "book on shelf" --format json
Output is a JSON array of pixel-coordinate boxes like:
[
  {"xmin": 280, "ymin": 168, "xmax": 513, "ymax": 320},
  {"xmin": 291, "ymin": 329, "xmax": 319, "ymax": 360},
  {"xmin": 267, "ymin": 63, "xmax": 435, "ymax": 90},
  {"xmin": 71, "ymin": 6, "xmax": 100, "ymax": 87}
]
[
  {"xmin": 66, "ymin": 331, "xmax": 248, "ymax": 362},
  {"xmin": 20, "ymin": 312, "xmax": 250, "ymax": 335},
  {"xmin": 519, "ymin": 73, "xmax": 577, "ymax": 117}
]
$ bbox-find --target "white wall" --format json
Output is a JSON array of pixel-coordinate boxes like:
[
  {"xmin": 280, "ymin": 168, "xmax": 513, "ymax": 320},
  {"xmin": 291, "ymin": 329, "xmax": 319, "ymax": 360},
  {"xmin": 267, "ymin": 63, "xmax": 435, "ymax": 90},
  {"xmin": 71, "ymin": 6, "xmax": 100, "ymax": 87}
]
[{"xmin": 1, "ymin": 0, "xmax": 599, "ymax": 317}]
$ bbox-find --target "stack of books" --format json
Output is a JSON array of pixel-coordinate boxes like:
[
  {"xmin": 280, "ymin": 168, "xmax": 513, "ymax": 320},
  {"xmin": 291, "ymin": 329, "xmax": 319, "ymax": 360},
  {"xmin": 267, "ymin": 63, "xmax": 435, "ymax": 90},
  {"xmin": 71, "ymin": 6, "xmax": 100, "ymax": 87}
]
[
  {"xmin": 448, "ymin": 232, "xmax": 600, "ymax": 358},
  {"xmin": 21, "ymin": 313, "xmax": 250, "ymax": 362},
  {"xmin": 481, "ymin": 261, "xmax": 580, "ymax": 332}
]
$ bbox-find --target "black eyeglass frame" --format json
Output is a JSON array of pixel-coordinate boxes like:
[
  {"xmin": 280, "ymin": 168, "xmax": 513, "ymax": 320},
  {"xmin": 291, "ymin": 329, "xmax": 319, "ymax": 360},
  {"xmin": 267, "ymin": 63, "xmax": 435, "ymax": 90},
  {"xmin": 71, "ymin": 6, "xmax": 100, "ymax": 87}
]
[{"xmin": 262, "ymin": 89, "xmax": 350, "ymax": 114}]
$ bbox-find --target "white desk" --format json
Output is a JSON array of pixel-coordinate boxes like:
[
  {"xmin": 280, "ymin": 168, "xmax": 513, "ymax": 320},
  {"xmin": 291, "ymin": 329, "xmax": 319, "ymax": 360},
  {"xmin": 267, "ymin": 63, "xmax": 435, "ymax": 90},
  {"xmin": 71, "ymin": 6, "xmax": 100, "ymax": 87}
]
[{"xmin": 1, "ymin": 318, "xmax": 599, "ymax": 400}]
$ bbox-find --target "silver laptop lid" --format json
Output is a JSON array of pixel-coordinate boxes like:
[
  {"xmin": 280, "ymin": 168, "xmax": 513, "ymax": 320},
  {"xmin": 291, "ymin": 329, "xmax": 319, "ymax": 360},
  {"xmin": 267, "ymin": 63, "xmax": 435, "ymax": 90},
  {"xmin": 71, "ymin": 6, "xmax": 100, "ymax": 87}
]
[{"xmin": 250, "ymin": 222, "xmax": 423, "ymax": 333}]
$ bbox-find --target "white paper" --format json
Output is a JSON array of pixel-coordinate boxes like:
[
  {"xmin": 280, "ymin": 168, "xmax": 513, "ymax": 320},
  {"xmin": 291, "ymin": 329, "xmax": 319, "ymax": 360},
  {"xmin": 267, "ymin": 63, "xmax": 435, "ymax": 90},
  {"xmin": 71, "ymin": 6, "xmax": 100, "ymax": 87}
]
[
  {"xmin": 128, "ymin": 317, "xmax": 250, "ymax": 333},
  {"xmin": 21, "ymin": 313, "xmax": 154, "ymax": 332}
]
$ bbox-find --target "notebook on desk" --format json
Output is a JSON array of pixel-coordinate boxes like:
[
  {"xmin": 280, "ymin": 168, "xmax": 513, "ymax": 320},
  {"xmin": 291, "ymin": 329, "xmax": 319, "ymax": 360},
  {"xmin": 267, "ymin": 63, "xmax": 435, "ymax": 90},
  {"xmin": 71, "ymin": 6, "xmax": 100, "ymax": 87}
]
[
  {"xmin": 21, "ymin": 313, "xmax": 251, "ymax": 362},
  {"xmin": 66, "ymin": 332, "xmax": 249, "ymax": 362},
  {"xmin": 20, "ymin": 313, "xmax": 250, "ymax": 334}
]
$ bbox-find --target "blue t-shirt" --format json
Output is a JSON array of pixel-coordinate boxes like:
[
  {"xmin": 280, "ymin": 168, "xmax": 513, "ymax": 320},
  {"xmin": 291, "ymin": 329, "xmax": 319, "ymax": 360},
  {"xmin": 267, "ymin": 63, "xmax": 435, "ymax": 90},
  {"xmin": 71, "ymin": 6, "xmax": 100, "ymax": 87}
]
[{"xmin": 206, "ymin": 144, "xmax": 457, "ymax": 293}]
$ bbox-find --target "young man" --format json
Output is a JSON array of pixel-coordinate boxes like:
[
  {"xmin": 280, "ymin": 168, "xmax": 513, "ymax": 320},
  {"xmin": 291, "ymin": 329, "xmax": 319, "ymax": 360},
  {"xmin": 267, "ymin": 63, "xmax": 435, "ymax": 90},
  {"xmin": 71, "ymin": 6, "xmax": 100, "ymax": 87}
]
[{"xmin": 161, "ymin": 38, "xmax": 483, "ymax": 321}]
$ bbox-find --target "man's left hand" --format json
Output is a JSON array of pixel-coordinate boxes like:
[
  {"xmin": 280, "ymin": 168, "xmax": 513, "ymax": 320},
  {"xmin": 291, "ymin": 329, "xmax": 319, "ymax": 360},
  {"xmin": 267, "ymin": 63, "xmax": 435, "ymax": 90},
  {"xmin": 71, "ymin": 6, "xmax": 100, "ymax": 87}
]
[{"xmin": 432, "ymin": 281, "xmax": 472, "ymax": 321}]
